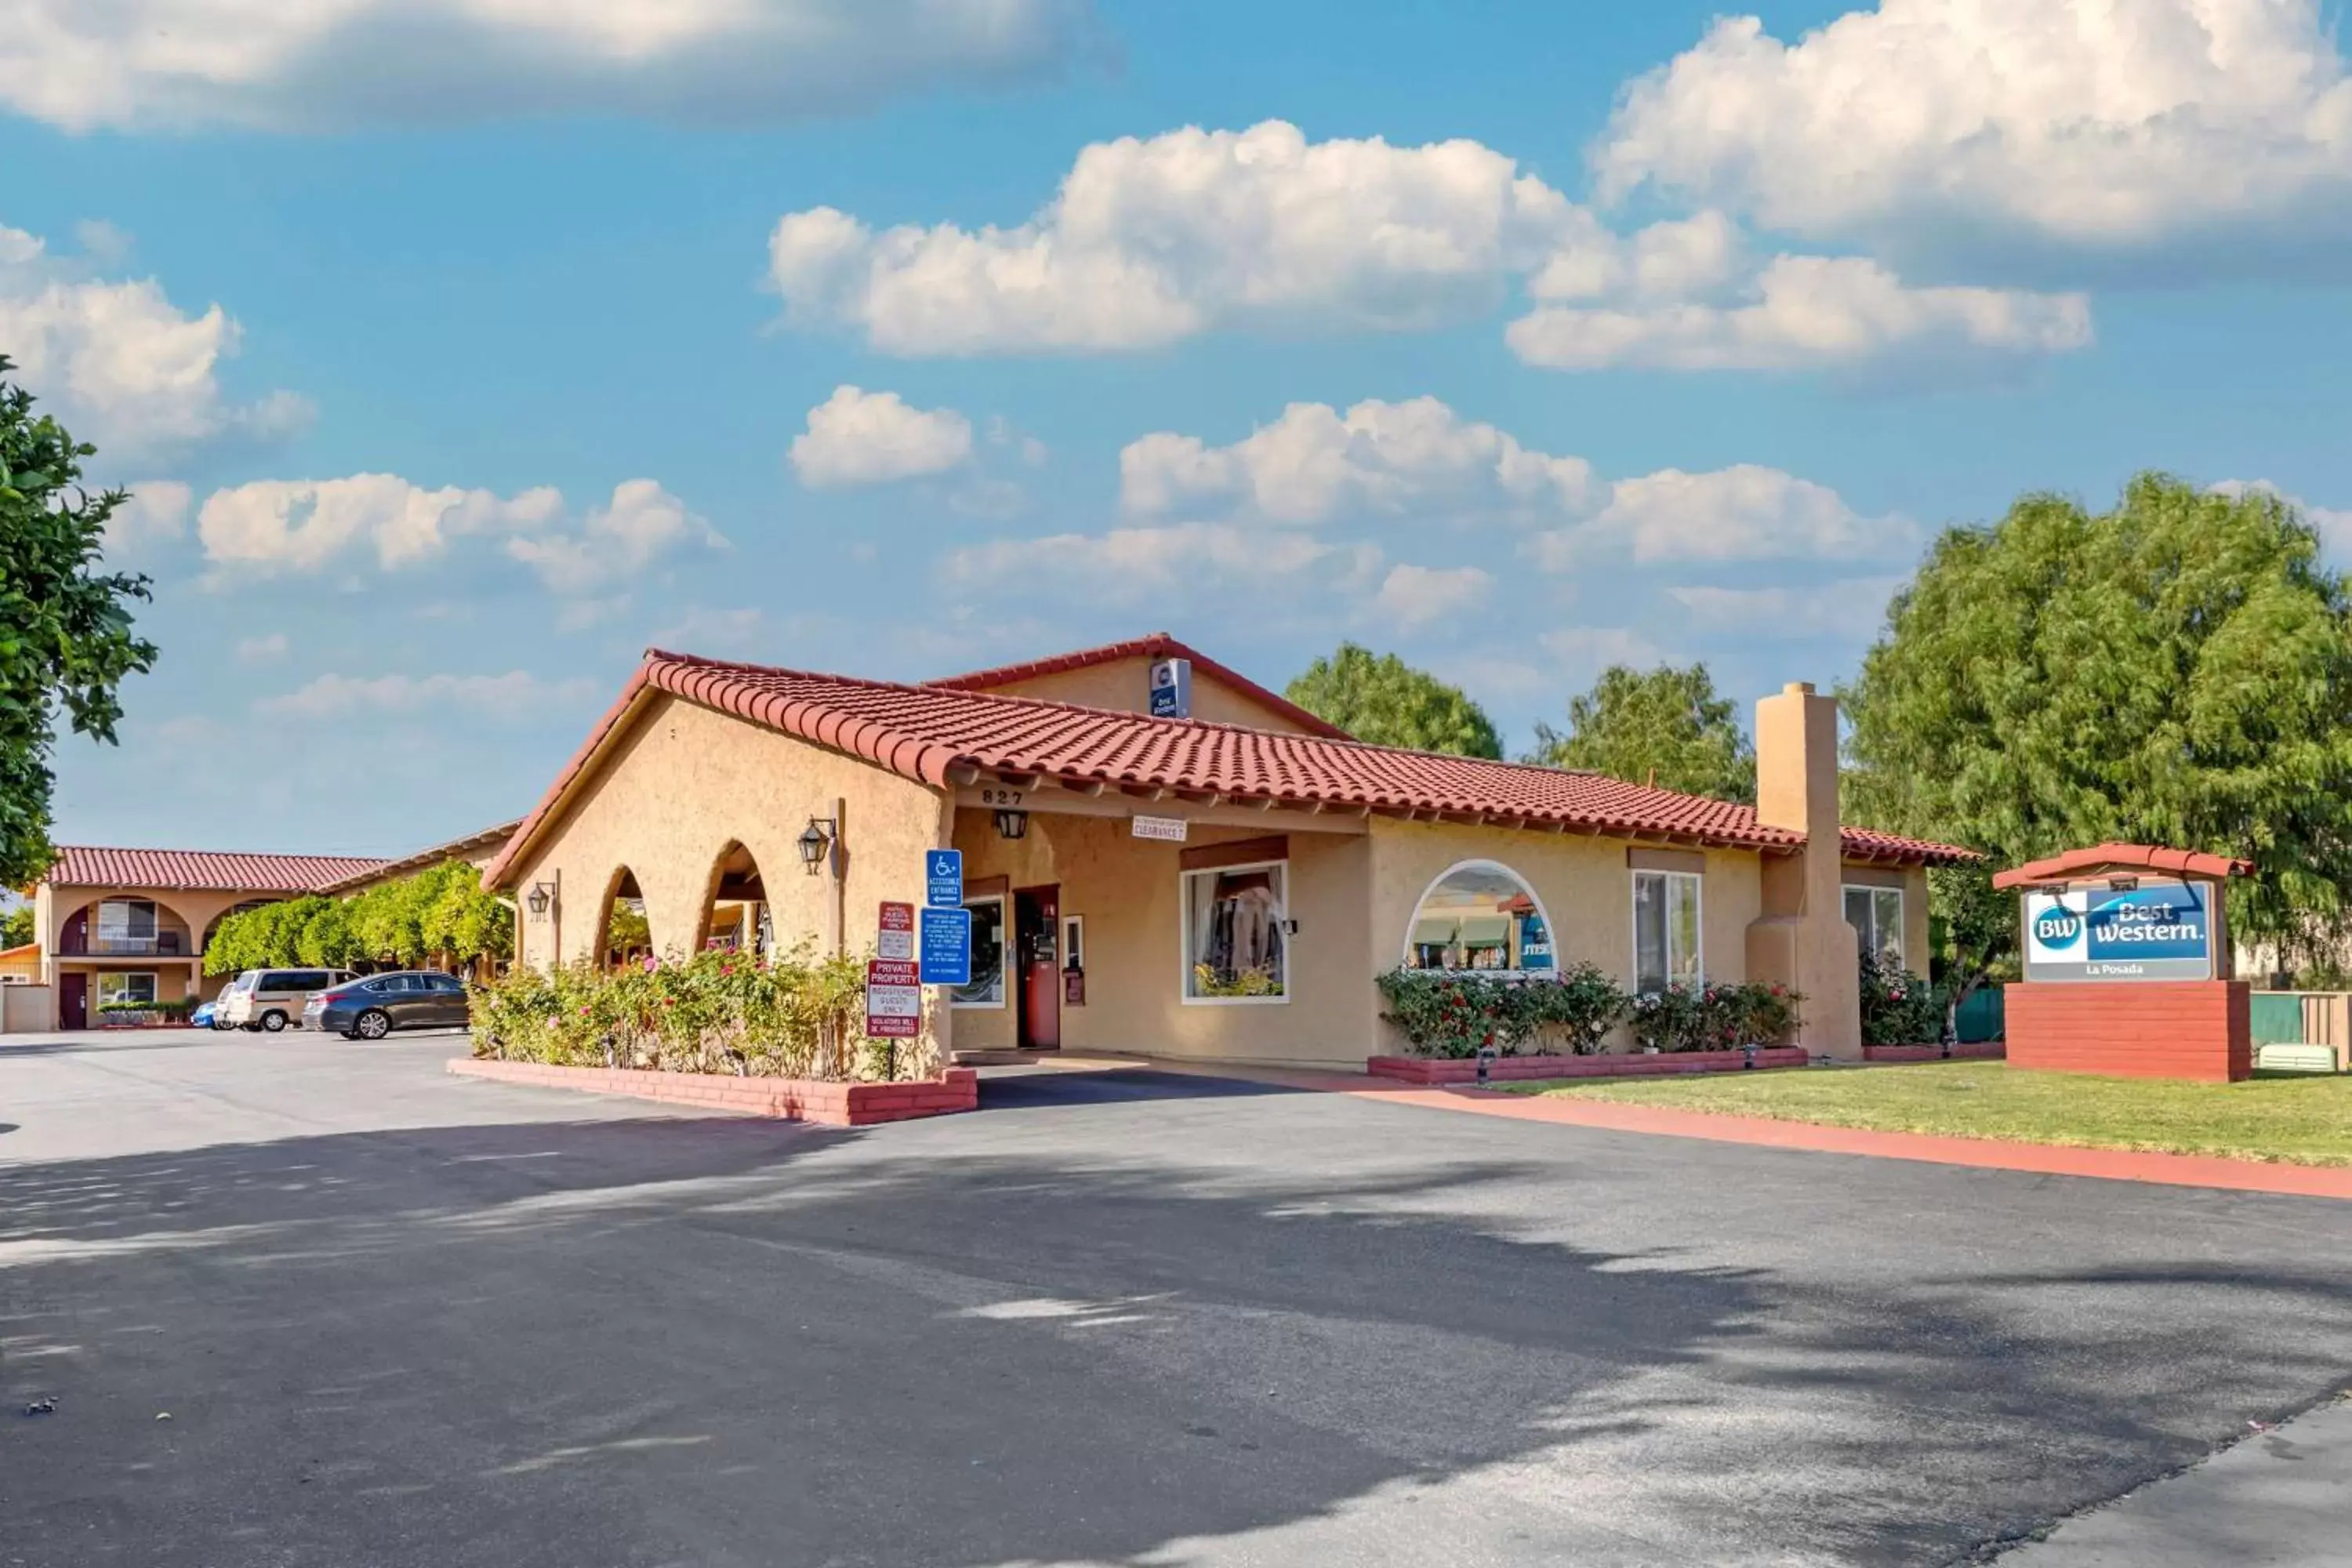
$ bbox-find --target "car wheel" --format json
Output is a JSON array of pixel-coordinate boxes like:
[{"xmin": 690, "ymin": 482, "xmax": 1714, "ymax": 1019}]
[
  {"xmin": 354, "ymin": 1010, "xmax": 391, "ymax": 1041},
  {"xmin": 261, "ymin": 1010, "xmax": 288, "ymax": 1033}
]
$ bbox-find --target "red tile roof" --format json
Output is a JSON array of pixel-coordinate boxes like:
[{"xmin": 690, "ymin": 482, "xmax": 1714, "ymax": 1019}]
[
  {"xmin": 42, "ymin": 846, "xmax": 390, "ymax": 895},
  {"xmin": 1992, "ymin": 842, "xmax": 2251, "ymax": 890},
  {"xmin": 484, "ymin": 650, "xmax": 1974, "ymax": 887},
  {"xmin": 927, "ymin": 632, "xmax": 1354, "ymax": 740}
]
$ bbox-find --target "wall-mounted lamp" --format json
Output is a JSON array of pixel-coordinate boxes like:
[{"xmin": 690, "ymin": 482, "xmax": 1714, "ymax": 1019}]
[
  {"xmin": 797, "ymin": 817, "xmax": 837, "ymax": 875},
  {"xmin": 2107, "ymin": 877, "xmax": 2140, "ymax": 892},
  {"xmin": 526, "ymin": 882, "xmax": 555, "ymax": 919},
  {"xmin": 993, "ymin": 808, "xmax": 1029, "ymax": 841}
]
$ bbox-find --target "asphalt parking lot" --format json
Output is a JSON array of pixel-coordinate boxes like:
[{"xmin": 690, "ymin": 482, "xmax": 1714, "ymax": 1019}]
[{"xmin": 4, "ymin": 1028, "xmax": 2350, "ymax": 1566}]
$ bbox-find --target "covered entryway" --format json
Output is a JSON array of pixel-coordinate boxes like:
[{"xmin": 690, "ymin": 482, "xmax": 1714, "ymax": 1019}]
[{"xmin": 1014, "ymin": 884, "xmax": 1060, "ymax": 1051}]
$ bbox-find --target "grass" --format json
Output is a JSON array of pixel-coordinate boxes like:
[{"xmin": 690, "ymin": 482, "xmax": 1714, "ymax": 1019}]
[{"xmin": 1492, "ymin": 1061, "xmax": 2352, "ymax": 1167}]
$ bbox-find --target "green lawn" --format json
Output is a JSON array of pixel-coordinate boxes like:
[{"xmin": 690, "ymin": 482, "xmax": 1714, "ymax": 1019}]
[{"xmin": 1494, "ymin": 1062, "xmax": 2352, "ymax": 1167}]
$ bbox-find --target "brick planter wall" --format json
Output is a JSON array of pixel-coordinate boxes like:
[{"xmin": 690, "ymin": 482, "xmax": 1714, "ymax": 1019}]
[
  {"xmin": 2004, "ymin": 980, "xmax": 2250, "ymax": 1083},
  {"xmin": 1367, "ymin": 1047, "xmax": 1809, "ymax": 1085},
  {"xmin": 1861, "ymin": 1043, "xmax": 2006, "ymax": 1063},
  {"xmin": 448, "ymin": 1058, "xmax": 979, "ymax": 1126}
]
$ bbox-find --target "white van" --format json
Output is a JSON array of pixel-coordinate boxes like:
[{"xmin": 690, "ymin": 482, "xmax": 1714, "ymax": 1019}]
[{"xmin": 220, "ymin": 967, "xmax": 349, "ymax": 1032}]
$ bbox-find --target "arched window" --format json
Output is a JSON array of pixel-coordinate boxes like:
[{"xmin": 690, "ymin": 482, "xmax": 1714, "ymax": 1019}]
[
  {"xmin": 699, "ymin": 841, "xmax": 771, "ymax": 957},
  {"xmin": 1402, "ymin": 862, "xmax": 1556, "ymax": 975},
  {"xmin": 599, "ymin": 867, "xmax": 652, "ymax": 967}
]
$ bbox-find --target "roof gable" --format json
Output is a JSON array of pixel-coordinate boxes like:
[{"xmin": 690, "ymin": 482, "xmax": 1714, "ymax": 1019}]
[{"xmin": 927, "ymin": 633, "xmax": 1352, "ymax": 739}]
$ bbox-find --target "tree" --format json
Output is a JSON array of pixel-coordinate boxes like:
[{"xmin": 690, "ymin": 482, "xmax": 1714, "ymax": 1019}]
[
  {"xmin": 1285, "ymin": 644, "xmax": 1503, "ymax": 757},
  {"xmin": 0, "ymin": 358, "xmax": 160, "ymax": 888},
  {"xmin": 1844, "ymin": 473, "xmax": 2352, "ymax": 1002},
  {"xmin": 1526, "ymin": 663, "xmax": 1756, "ymax": 801},
  {"xmin": 1, "ymin": 902, "xmax": 32, "ymax": 949}
]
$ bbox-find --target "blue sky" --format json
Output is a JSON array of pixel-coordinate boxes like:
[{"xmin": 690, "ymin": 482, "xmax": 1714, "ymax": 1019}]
[{"xmin": 8, "ymin": 0, "xmax": 2350, "ymax": 857}]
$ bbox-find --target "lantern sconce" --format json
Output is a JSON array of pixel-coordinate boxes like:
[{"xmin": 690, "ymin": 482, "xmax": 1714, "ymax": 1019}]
[
  {"xmin": 993, "ymin": 808, "xmax": 1029, "ymax": 841},
  {"xmin": 526, "ymin": 882, "xmax": 555, "ymax": 920},
  {"xmin": 797, "ymin": 816, "xmax": 838, "ymax": 876}
]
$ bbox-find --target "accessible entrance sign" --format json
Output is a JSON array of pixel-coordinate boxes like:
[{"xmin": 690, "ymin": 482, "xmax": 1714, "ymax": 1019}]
[
  {"xmin": 920, "ymin": 906, "xmax": 972, "ymax": 986},
  {"xmin": 2022, "ymin": 880, "xmax": 2215, "ymax": 982},
  {"xmin": 925, "ymin": 849, "xmax": 964, "ymax": 909},
  {"xmin": 865, "ymin": 959, "xmax": 922, "ymax": 1039}
]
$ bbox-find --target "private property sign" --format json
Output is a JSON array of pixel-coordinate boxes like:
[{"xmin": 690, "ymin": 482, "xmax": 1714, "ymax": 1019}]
[
  {"xmin": 865, "ymin": 958, "xmax": 922, "ymax": 1039},
  {"xmin": 2022, "ymin": 880, "xmax": 2216, "ymax": 982}
]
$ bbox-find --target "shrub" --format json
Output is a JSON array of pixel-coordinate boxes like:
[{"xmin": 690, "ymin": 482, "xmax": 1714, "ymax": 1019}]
[
  {"xmin": 1374, "ymin": 963, "xmax": 1629, "ymax": 1058},
  {"xmin": 466, "ymin": 942, "xmax": 916, "ymax": 1081},
  {"xmin": 97, "ymin": 997, "xmax": 194, "ymax": 1022},
  {"xmin": 1628, "ymin": 982, "xmax": 1800, "ymax": 1053},
  {"xmin": 1859, "ymin": 952, "xmax": 1940, "ymax": 1046}
]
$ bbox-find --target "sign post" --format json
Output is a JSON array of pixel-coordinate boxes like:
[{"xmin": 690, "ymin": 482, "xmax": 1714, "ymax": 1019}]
[
  {"xmin": 865, "ymin": 959, "xmax": 922, "ymax": 1040},
  {"xmin": 920, "ymin": 907, "xmax": 972, "ymax": 987},
  {"xmin": 925, "ymin": 849, "xmax": 964, "ymax": 909}
]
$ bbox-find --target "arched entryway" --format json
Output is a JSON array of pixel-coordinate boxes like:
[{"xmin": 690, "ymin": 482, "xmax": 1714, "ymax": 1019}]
[
  {"xmin": 698, "ymin": 841, "xmax": 771, "ymax": 958},
  {"xmin": 598, "ymin": 867, "xmax": 654, "ymax": 967}
]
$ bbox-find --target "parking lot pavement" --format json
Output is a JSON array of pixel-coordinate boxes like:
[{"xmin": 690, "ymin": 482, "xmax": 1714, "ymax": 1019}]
[{"xmin": 3, "ymin": 1030, "xmax": 2350, "ymax": 1567}]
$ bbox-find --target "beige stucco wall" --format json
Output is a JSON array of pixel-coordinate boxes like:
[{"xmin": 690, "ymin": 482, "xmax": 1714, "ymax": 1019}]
[
  {"xmin": 501, "ymin": 693, "xmax": 956, "ymax": 1053},
  {"xmin": 952, "ymin": 808, "xmax": 1377, "ymax": 1066},
  {"xmin": 971, "ymin": 656, "xmax": 1319, "ymax": 733},
  {"xmin": 1366, "ymin": 819, "xmax": 1768, "ymax": 1054},
  {"xmin": 40, "ymin": 884, "xmax": 272, "ymax": 1004}
]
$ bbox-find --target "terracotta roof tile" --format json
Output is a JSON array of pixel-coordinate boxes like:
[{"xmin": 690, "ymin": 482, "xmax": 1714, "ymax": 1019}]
[
  {"xmin": 926, "ymin": 632, "xmax": 1354, "ymax": 739},
  {"xmin": 314, "ymin": 818, "xmax": 524, "ymax": 895},
  {"xmin": 43, "ymin": 847, "xmax": 390, "ymax": 895},
  {"xmin": 484, "ymin": 649, "xmax": 1976, "ymax": 887},
  {"xmin": 1992, "ymin": 842, "xmax": 2251, "ymax": 890}
]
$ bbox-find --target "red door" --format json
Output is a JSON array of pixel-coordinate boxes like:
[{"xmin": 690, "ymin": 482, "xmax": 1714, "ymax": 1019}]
[
  {"xmin": 60, "ymin": 971, "xmax": 88, "ymax": 1031},
  {"xmin": 1014, "ymin": 886, "xmax": 1061, "ymax": 1051}
]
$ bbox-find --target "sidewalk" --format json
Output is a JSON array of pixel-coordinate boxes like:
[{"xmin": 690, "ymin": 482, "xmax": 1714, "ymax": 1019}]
[{"xmin": 1996, "ymin": 1394, "xmax": 2352, "ymax": 1565}]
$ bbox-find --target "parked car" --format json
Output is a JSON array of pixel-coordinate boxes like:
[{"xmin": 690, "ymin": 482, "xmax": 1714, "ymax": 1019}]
[
  {"xmin": 303, "ymin": 971, "xmax": 472, "ymax": 1040},
  {"xmin": 220, "ymin": 967, "xmax": 350, "ymax": 1032},
  {"xmin": 190, "ymin": 999, "xmax": 223, "ymax": 1030}
]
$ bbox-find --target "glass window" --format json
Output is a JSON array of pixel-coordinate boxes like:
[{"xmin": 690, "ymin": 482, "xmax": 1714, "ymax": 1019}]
[
  {"xmin": 98, "ymin": 971, "xmax": 158, "ymax": 1007},
  {"xmin": 97, "ymin": 898, "xmax": 158, "ymax": 942},
  {"xmin": 1185, "ymin": 862, "xmax": 1287, "ymax": 1001},
  {"xmin": 1061, "ymin": 915, "xmax": 1084, "ymax": 972},
  {"xmin": 1632, "ymin": 870, "xmax": 1702, "ymax": 994},
  {"xmin": 1403, "ymin": 862, "xmax": 1555, "ymax": 974},
  {"xmin": 954, "ymin": 896, "xmax": 1007, "ymax": 1008},
  {"xmin": 1845, "ymin": 886, "xmax": 1905, "ymax": 965}
]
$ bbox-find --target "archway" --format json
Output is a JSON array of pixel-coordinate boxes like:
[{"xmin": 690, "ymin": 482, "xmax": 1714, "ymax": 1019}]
[
  {"xmin": 200, "ymin": 898, "xmax": 277, "ymax": 962},
  {"xmin": 598, "ymin": 867, "xmax": 653, "ymax": 967},
  {"xmin": 698, "ymin": 841, "xmax": 771, "ymax": 958},
  {"xmin": 1402, "ymin": 861, "xmax": 1559, "ymax": 975}
]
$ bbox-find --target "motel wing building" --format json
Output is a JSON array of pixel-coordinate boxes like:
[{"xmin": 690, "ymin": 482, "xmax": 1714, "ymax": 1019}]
[{"xmin": 482, "ymin": 635, "xmax": 1970, "ymax": 1065}]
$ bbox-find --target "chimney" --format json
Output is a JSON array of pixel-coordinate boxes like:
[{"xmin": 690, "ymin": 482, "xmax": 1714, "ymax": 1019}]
[{"xmin": 1746, "ymin": 681, "xmax": 1861, "ymax": 1058}]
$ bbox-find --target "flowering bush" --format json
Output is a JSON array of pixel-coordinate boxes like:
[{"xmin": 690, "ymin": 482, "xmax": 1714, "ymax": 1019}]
[
  {"xmin": 467, "ymin": 942, "xmax": 921, "ymax": 1081},
  {"xmin": 1859, "ymin": 952, "xmax": 1940, "ymax": 1046},
  {"xmin": 1628, "ymin": 982, "xmax": 1801, "ymax": 1053},
  {"xmin": 1374, "ymin": 964, "xmax": 1628, "ymax": 1058}
]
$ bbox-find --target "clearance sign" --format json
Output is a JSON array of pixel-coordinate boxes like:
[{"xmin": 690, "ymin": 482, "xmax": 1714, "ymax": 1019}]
[{"xmin": 2022, "ymin": 880, "xmax": 2215, "ymax": 982}]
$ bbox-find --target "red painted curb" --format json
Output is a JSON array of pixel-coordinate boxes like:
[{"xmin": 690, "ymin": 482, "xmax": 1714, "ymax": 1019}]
[{"xmin": 447, "ymin": 1058, "xmax": 978, "ymax": 1127}]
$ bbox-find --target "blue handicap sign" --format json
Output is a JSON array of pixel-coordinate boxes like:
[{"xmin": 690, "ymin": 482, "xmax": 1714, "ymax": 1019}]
[
  {"xmin": 925, "ymin": 848, "xmax": 964, "ymax": 909},
  {"xmin": 920, "ymin": 907, "xmax": 972, "ymax": 986}
]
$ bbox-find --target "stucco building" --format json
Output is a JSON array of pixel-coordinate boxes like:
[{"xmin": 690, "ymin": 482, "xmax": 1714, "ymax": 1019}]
[
  {"xmin": 10, "ymin": 847, "xmax": 390, "ymax": 1031},
  {"xmin": 482, "ymin": 634, "xmax": 1969, "ymax": 1068}
]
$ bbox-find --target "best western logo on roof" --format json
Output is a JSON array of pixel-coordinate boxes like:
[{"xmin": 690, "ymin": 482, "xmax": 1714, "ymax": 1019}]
[{"xmin": 2022, "ymin": 880, "xmax": 2213, "ymax": 982}]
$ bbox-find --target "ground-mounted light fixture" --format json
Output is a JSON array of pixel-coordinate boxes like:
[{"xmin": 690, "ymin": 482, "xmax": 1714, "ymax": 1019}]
[
  {"xmin": 993, "ymin": 808, "xmax": 1029, "ymax": 840},
  {"xmin": 526, "ymin": 882, "xmax": 555, "ymax": 919},
  {"xmin": 797, "ymin": 817, "xmax": 837, "ymax": 875},
  {"xmin": 2107, "ymin": 877, "xmax": 2140, "ymax": 892}
]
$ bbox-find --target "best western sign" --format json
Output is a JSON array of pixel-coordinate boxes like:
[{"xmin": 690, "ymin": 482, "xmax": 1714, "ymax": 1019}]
[{"xmin": 2022, "ymin": 880, "xmax": 2215, "ymax": 982}]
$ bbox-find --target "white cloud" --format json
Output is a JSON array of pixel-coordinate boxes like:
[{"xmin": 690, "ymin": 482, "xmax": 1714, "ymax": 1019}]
[
  {"xmin": 1592, "ymin": 0, "xmax": 2352, "ymax": 258},
  {"xmin": 649, "ymin": 606, "xmax": 768, "ymax": 655},
  {"xmin": 2213, "ymin": 478, "xmax": 2352, "ymax": 557},
  {"xmin": 1664, "ymin": 578, "xmax": 1905, "ymax": 640},
  {"xmin": 197, "ymin": 473, "xmax": 718, "ymax": 593},
  {"xmin": 1374, "ymin": 564, "xmax": 1493, "ymax": 629},
  {"xmin": 769, "ymin": 119, "xmax": 1581, "ymax": 354},
  {"xmin": 942, "ymin": 521, "xmax": 1382, "ymax": 605},
  {"xmin": 256, "ymin": 670, "xmax": 600, "ymax": 720},
  {"xmin": 1587, "ymin": 465, "xmax": 1915, "ymax": 564},
  {"xmin": 234, "ymin": 631, "xmax": 289, "ymax": 665},
  {"xmin": 0, "ymin": 220, "xmax": 308, "ymax": 459},
  {"xmin": 504, "ymin": 480, "xmax": 721, "ymax": 595},
  {"xmin": 1508, "ymin": 254, "xmax": 2091, "ymax": 372},
  {"xmin": 102, "ymin": 479, "xmax": 191, "ymax": 554},
  {"xmin": 1120, "ymin": 397, "xmax": 1592, "ymax": 523},
  {"xmin": 789, "ymin": 385, "xmax": 973, "ymax": 488},
  {"xmin": 1538, "ymin": 626, "xmax": 1669, "ymax": 683},
  {"xmin": 0, "ymin": 0, "xmax": 1099, "ymax": 132}
]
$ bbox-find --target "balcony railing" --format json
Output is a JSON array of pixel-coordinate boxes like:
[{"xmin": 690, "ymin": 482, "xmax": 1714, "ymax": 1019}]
[{"xmin": 58, "ymin": 933, "xmax": 190, "ymax": 957}]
